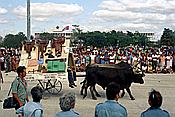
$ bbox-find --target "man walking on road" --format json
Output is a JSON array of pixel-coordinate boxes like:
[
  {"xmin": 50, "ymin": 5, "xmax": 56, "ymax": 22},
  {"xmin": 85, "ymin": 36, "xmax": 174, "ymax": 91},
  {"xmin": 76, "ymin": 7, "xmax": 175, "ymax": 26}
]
[
  {"xmin": 0, "ymin": 70, "xmax": 3, "ymax": 102},
  {"xmin": 12, "ymin": 66, "xmax": 29, "ymax": 110}
]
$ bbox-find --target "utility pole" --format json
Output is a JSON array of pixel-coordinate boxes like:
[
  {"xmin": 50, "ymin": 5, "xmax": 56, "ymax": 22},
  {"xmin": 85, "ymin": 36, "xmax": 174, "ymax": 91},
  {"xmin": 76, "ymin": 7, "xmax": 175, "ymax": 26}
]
[
  {"xmin": 27, "ymin": 0, "xmax": 31, "ymax": 41},
  {"xmin": 27, "ymin": 0, "xmax": 31, "ymax": 59}
]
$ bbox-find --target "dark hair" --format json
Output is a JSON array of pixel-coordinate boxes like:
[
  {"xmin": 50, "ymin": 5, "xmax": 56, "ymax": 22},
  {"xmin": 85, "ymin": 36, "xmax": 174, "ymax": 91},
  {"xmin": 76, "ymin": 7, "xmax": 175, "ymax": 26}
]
[
  {"xmin": 17, "ymin": 66, "xmax": 26, "ymax": 75},
  {"xmin": 31, "ymin": 86, "xmax": 43, "ymax": 102},
  {"xmin": 106, "ymin": 82, "xmax": 120, "ymax": 100},
  {"xmin": 149, "ymin": 89, "xmax": 162, "ymax": 108}
]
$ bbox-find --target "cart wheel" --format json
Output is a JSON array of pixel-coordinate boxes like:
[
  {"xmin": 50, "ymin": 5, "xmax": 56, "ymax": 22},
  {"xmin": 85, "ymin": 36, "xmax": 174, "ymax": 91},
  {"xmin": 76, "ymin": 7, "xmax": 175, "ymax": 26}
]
[{"xmin": 48, "ymin": 79, "xmax": 62, "ymax": 95}]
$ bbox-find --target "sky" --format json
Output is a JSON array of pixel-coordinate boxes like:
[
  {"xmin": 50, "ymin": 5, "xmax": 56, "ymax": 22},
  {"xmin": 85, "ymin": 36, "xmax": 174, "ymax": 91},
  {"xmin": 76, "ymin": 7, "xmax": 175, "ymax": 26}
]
[{"xmin": 0, "ymin": 0, "xmax": 175, "ymax": 37}]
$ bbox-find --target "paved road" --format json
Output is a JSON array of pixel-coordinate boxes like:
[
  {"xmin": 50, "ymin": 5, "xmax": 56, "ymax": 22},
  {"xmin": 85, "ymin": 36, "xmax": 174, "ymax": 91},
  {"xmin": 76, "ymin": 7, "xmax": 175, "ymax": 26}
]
[{"xmin": 0, "ymin": 72, "xmax": 175, "ymax": 117}]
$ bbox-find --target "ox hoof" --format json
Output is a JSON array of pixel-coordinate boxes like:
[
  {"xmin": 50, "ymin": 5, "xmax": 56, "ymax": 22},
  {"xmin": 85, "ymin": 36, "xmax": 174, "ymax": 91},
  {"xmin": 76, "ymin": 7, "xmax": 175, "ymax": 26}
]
[
  {"xmin": 92, "ymin": 97, "xmax": 97, "ymax": 100},
  {"xmin": 131, "ymin": 97, "xmax": 135, "ymax": 100},
  {"xmin": 83, "ymin": 95, "xmax": 86, "ymax": 99},
  {"xmin": 96, "ymin": 94, "xmax": 101, "ymax": 97},
  {"xmin": 121, "ymin": 94, "xmax": 125, "ymax": 98}
]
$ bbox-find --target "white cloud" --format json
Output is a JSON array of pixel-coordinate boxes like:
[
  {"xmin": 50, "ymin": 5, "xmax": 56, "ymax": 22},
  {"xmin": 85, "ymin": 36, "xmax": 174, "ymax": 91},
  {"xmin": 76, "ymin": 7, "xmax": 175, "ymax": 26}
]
[
  {"xmin": 0, "ymin": 7, "xmax": 8, "ymax": 14},
  {"xmin": 116, "ymin": 23, "xmax": 158, "ymax": 30},
  {"xmin": 12, "ymin": 2, "xmax": 83, "ymax": 21},
  {"xmin": 93, "ymin": 10, "xmax": 166, "ymax": 21},
  {"xmin": 0, "ymin": 18, "xmax": 8, "ymax": 24},
  {"xmin": 91, "ymin": 0, "xmax": 175, "ymax": 32},
  {"xmin": 99, "ymin": 0, "xmax": 126, "ymax": 11},
  {"xmin": 85, "ymin": 23, "xmax": 158, "ymax": 33}
]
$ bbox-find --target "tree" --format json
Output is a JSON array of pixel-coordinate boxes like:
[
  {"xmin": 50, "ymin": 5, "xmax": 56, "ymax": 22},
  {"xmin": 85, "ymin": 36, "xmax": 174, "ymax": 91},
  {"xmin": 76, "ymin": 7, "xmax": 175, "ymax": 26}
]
[
  {"xmin": 3, "ymin": 32, "xmax": 27, "ymax": 48},
  {"xmin": 73, "ymin": 30, "xmax": 149, "ymax": 48},
  {"xmin": 39, "ymin": 32, "xmax": 55, "ymax": 40},
  {"xmin": 160, "ymin": 28, "xmax": 175, "ymax": 46}
]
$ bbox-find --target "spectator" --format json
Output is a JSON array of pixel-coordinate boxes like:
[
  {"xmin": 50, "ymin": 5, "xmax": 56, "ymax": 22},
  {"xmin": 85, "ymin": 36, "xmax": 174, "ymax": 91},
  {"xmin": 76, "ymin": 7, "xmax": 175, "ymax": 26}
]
[
  {"xmin": 12, "ymin": 66, "xmax": 29, "ymax": 110},
  {"xmin": 140, "ymin": 89, "xmax": 170, "ymax": 117},
  {"xmin": 41, "ymin": 66, "xmax": 47, "ymax": 73},
  {"xmin": 95, "ymin": 82, "xmax": 127, "ymax": 117},
  {"xmin": 16, "ymin": 86, "xmax": 43, "ymax": 117},
  {"xmin": 67, "ymin": 67, "xmax": 77, "ymax": 88},
  {"xmin": 0, "ymin": 70, "xmax": 3, "ymax": 102},
  {"xmin": 55, "ymin": 92, "xmax": 80, "ymax": 117}
]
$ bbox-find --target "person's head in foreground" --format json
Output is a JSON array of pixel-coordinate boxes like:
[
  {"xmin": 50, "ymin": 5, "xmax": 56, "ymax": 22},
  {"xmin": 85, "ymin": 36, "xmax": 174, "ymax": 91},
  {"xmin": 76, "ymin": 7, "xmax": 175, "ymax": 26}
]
[
  {"xmin": 106, "ymin": 82, "xmax": 120, "ymax": 101},
  {"xmin": 140, "ymin": 89, "xmax": 170, "ymax": 117},
  {"xmin": 31, "ymin": 86, "xmax": 43, "ymax": 102},
  {"xmin": 148, "ymin": 89, "xmax": 162, "ymax": 108},
  {"xmin": 59, "ymin": 92, "xmax": 76, "ymax": 111}
]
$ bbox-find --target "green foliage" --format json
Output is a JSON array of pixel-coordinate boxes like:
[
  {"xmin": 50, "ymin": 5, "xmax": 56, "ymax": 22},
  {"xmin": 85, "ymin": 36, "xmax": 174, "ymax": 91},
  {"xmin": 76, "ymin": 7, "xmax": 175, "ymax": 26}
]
[
  {"xmin": 3, "ymin": 32, "xmax": 27, "ymax": 48},
  {"xmin": 160, "ymin": 28, "xmax": 175, "ymax": 46},
  {"xmin": 73, "ymin": 30, "xmax": 149, "ymax": 47},
  {"xmin": 39, "ymin": 32, "xmax": 55, "ymax": 40}
]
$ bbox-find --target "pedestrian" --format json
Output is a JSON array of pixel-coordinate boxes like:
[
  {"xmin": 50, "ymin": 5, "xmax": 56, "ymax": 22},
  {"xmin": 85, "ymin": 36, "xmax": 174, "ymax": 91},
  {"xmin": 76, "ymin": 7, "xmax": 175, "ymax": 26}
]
[
  {"xmin": 95, "ymin": 82, "xmax": 127, "ymax": 117},
  {"xmin": 55, "ymin": 92, "xmax": 80, "ymax": 117},
  {"xmin": 12, "ymin": 66, "xmax": 29, "ymax": 110},
  {"xmin": 72, "ymin": 66, "xmax": 77, "ymax": 82},
  {"xmin": 0, "ymin": 69, "xmax": 3, "ymax": 102},
  {"xmin": 67, "ymin": 67, "xmax": 76, "ymax": 88},
  {"xmin": 140, "ymin": 89, "xmax": 170, "ymax": 117},
  {"xmin": 16, "ymin": 86, "xmax": 43, "ymax": 117}
]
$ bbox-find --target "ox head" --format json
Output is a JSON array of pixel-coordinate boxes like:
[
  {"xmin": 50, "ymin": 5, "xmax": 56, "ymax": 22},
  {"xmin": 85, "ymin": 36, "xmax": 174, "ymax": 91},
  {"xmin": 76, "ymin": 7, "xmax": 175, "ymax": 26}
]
[{"xmin": 132, "ymin": 65, "xmax": 145, "ymax": 84}]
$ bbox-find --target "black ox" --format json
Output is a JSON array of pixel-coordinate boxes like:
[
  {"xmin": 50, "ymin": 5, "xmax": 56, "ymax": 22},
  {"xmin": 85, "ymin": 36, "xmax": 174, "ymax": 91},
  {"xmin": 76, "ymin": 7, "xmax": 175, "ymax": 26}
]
[{"xmin": 80, "ymin": 62, "xmax": 145, "ymax": 100}]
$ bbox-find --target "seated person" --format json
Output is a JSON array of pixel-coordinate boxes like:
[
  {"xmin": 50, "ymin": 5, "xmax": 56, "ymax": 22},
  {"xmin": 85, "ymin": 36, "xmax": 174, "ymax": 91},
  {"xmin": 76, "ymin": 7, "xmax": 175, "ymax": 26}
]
[
  {"xmin": 147, "ymin": 64, "xmax": 153, "ymax": 73},
  {"xmin": 45, "ymin": 50, "xmax": 54, "ymax": 58},
  {"xmin": 156, "ymin": 65, "xmax": 161, "ymax": 74},
  {"xmin": 161, "ymin": 65, "xmax": 168, "ymax": 74},
  {"xmin": 140, "ymin": 89, "xmax": 170, "ymax": 117},
  {"xmin": 41, "ymin": 66, "xmax": 47, "ymax": 73},
  {"xmin": 55, "ymin": 92, "xmax": 80, "ymax": 117}
]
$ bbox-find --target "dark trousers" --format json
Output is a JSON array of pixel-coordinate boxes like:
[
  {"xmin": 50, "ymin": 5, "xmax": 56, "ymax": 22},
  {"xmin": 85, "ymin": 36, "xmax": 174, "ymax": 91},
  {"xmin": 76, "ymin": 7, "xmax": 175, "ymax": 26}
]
[
  {"xmin": 152, "ymin": 61, "xmax": 157, "ymax": 71},
  {"xmin": 68, "ymin": 71, "xmax": 74, "ymax": 84}
]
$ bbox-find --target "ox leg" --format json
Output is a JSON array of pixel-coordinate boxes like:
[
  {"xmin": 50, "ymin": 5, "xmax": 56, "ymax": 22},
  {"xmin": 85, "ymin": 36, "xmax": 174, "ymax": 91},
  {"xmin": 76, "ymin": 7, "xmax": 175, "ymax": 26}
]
[
  {"xmin": 126, "ymin": 88, "xmax": 135, "ymax": 100},
  {"xmin": 90, "ymin": 86, "xmax": 97, "ymax": 100},
  {"xmin": 83, "ymin": 86, "xmax": 88, "ymax": 99},
  {"xmin": 93, "ymin": 85, "xmax": 101, "ymax": 97},
  {"xmin": 121, "ymin": 89, "xmax": 125, "ymax": 98},
  {"xmin": 80, "ymin": 83, "xmax": 85, "ymax": 95}
]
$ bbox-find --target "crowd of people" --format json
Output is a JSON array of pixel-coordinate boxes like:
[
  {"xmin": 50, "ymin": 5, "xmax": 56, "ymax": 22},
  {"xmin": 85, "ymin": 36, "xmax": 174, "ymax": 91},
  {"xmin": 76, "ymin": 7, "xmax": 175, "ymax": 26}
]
[
  {"xmin": 0, "ymin": 48, "xmax": 20, "ymax": 72},
  {"xmin": 0, "ymin": 45, "xmax": 174, "ymax": 117},
  {"xmin": 73, "ymin": 46, "xmax": 175, "ymax": 74}
]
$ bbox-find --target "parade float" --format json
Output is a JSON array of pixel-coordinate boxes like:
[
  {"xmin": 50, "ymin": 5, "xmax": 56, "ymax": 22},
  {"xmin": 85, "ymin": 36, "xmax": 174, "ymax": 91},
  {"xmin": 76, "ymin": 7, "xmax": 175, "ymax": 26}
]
[{"xmin": 19, "ymin": 34, "xmax": 75, "ymax": 94}]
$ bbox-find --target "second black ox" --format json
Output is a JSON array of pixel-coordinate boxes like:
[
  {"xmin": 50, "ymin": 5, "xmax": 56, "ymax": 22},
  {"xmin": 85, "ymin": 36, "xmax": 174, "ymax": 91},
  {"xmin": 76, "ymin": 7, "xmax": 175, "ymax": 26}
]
[{"xmin": 80, "ymin": 62, "xmax": 145, "ymax": 100}]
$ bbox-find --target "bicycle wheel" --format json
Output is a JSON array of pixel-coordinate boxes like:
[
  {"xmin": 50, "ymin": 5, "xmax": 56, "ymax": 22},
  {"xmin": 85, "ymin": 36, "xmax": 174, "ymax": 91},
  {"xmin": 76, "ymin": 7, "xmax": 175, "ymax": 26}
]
[{"xmin": 47, "ymin": 79, "xmax": 62, "ymax": 95}]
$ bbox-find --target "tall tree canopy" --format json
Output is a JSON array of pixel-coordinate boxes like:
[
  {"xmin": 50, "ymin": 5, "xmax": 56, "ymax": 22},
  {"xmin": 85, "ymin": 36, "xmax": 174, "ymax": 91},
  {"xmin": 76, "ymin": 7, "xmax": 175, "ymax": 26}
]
[
  {"xmin": 160, "ymin": 28, "xmax": 175, "ymax": 47},
  {"xmin": 38, "ymin": 32, "xmax": 55, "ymax": 40},
  {"xmin": 3, "ymin": 32, "xmax": 27, "ymax": 48},
  {"xmin": 74, "ymin": 31, "xmax": 148, "ymax": 47}
]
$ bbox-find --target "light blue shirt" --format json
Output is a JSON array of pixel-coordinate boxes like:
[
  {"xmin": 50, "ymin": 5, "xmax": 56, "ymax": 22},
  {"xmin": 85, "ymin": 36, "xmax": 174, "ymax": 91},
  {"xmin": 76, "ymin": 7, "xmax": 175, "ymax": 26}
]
[
  {"xmin": 55, "ymin": 109, "xmax": 80, "ymax": 117},
  {"xmin": 16, "ymin": 101, "xmax": 43, "ymax": 117},
  {"xmin": 95, "ymin": 100, "xmax": 127, "ymax": 117},
  {"xmin": 140, "ymin": 107, "xmax": 170, "ymax": 117}
]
